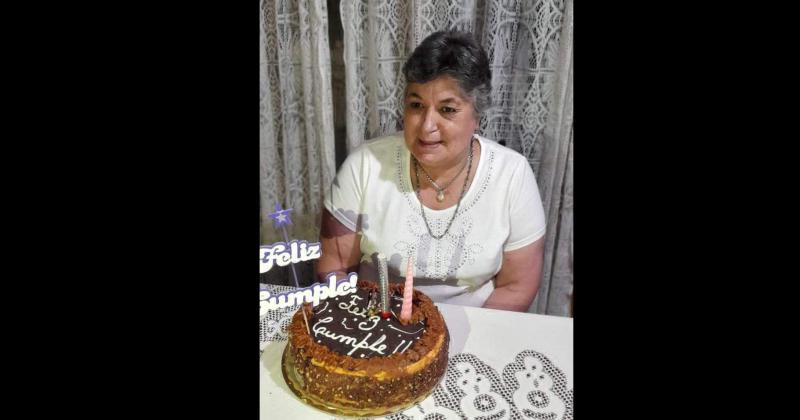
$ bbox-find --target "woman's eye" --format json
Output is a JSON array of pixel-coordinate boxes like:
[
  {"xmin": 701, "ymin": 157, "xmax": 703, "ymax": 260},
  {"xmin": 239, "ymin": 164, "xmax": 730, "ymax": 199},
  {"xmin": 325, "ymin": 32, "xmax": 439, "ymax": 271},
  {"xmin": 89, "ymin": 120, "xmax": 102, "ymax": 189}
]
[
  {"xmin": 409, "ymin": 102, "xmax": 422, "ymax": 109},
  {"xmin": 441, "ymin": 106, "xmax": 456, "ymax": 113}
]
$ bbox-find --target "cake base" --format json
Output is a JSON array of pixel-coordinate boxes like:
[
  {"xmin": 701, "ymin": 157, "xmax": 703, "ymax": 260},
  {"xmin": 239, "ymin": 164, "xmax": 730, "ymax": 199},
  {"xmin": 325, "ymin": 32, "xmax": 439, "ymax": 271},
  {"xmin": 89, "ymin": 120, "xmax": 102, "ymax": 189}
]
[{"xmin": 281, "ymin": 345, "xmax": 438, "ymax": 417}]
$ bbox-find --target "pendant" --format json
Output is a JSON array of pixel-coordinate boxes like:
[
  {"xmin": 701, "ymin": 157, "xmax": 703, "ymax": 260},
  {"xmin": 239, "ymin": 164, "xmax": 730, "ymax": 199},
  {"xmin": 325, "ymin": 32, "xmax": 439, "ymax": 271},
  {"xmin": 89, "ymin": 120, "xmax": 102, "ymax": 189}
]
[{"xmin": 436, "ymin": 190, "xmax": 445, "ymax": 202}]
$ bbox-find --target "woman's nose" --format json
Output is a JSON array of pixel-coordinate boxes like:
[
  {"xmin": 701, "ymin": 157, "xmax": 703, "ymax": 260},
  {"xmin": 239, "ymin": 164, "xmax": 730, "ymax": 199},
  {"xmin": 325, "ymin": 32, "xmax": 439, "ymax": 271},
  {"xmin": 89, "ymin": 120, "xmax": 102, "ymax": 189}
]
[{"xmin": 422, "ymin": 107, "xmax": 438, "ymax": 133}]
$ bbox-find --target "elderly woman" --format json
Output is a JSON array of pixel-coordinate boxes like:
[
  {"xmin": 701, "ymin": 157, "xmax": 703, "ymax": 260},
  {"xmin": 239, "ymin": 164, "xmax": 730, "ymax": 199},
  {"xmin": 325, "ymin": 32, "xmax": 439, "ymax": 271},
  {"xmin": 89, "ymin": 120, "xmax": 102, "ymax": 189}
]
[{"xmin": 318, "ymin": 30, "xmax": 545, "ymax": 312}]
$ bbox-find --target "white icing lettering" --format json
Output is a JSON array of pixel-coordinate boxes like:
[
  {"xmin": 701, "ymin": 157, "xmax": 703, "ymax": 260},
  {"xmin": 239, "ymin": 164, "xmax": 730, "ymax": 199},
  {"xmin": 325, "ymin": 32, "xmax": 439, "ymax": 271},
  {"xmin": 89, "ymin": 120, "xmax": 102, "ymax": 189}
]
[
  {"xmin": 393, "ymin": 340, "xmax": 407, "ymax": 354},
  {"xmin": 339, "ymin": 295, "xmax": 370, "ymax": 318},
  {"xmin": 387, "ymin": 324, "xmax": 425, "ymax": 335},
  {"xmin": 312, "ymin": 316, "xmax": 334, "ymax": 336},
  {"xmin": 346, "ymin": 333, "xmax": 388, "ymax": 356},
  {"xmin": 312, "ymin": 316, "xmax": 388, "ymax": 356},
  {"xmin": 316, "ymin": 301, "xmax": 329, "ymax": 313},
  {"xmin": 358, "ymin": 316, "xmax": 380, "ymax": 331}
]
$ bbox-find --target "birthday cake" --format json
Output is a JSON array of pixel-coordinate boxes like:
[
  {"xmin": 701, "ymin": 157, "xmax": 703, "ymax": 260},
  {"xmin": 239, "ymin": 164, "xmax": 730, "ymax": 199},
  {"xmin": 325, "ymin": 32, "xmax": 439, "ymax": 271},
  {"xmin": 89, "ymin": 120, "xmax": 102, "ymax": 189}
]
[{"xmin": 283, "ymin": 280, "xmax": 449, "ymax": 416}]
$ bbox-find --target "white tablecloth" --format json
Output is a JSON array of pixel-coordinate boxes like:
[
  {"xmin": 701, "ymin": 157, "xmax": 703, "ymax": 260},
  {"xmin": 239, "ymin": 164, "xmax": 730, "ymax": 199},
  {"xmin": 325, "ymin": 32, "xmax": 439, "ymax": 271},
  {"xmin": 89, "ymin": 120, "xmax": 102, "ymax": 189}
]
[{"xmin": 260, "ymin": 285, "xmax": 573, "ymax": 419}]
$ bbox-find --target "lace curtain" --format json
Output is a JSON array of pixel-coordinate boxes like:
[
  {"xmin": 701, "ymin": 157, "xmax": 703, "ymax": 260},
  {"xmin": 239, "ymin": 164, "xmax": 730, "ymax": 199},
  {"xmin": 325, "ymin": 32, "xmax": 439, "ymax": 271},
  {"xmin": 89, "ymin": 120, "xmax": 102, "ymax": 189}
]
[
  {"xmin": 340, "ymin": 0, "xmax": 573, "ymax": 316},
  {"xmin": 260, "ymin": 0, "xmax": 336, "ymax": 244}
]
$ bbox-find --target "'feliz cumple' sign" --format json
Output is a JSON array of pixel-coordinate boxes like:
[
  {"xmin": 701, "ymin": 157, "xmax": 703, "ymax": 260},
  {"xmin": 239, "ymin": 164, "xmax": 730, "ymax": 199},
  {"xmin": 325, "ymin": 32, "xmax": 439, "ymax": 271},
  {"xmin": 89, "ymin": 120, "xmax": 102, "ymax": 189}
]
[
  {"xmin": 259, "ymin": 272, "xmax": 358, "ymax": 315},
  {"xmin": 260, "ymin": 240, "xmax": 321, "ymax": 273}
]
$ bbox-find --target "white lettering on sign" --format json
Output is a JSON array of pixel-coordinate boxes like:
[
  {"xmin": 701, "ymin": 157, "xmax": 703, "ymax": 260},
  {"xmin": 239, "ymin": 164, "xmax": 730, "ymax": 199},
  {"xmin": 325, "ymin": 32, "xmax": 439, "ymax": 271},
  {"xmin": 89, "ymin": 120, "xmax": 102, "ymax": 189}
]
[
  {"xmin": 259, "ymin": 272, "xmax": 358, "ymax": 315},
  {"xmin": 260, "ymin": 240, "xmax": 322, "ymax": 273}
]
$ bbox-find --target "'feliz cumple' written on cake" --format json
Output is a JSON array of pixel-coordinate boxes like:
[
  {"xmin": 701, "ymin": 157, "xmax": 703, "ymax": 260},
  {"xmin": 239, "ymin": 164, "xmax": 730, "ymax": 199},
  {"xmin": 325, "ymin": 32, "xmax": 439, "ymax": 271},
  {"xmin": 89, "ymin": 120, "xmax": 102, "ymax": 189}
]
[{"xmin": 312, "ymin": 294, "xmax": 422, "ymax": 356}]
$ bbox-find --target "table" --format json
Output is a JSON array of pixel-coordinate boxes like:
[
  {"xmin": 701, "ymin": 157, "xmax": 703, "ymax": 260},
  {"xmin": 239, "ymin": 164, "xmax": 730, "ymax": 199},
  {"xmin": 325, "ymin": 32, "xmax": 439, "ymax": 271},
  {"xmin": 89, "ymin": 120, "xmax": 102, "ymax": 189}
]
[{"xmin": 260, "ymin": 285, "xmax": 573, "ymax": 419}]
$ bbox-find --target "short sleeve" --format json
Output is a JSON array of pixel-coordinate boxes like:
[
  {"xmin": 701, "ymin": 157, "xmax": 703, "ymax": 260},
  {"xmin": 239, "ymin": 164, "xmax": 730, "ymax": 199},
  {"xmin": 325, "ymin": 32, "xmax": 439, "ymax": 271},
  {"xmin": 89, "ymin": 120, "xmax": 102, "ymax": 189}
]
[
  {"xmin": 504, "ymin": 157, "xmax": 546, "ymax": 251},
  {"xmin": 324, "ymin": 146, "xmax": 367, "ymax": 233}
]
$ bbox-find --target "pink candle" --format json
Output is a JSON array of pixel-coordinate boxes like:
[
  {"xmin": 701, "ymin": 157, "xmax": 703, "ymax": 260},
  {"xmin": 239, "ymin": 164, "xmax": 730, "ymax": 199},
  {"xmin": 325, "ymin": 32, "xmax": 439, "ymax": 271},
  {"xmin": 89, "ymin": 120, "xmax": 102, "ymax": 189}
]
[{"xmin": 400, "ymin": 256, "xmax": 414, "ymax": 321}]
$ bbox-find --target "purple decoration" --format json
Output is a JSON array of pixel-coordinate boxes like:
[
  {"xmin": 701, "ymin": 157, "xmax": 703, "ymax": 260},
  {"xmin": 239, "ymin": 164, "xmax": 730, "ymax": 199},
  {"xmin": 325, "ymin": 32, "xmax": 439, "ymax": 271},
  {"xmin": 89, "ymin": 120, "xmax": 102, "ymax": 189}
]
[
  {"xmin": 266, "ymin": 202, "xmax": 308, "ymax": 333},
  {"xmin": 268, "ymin": 203, "xmax": 293, "ymax": 228}
]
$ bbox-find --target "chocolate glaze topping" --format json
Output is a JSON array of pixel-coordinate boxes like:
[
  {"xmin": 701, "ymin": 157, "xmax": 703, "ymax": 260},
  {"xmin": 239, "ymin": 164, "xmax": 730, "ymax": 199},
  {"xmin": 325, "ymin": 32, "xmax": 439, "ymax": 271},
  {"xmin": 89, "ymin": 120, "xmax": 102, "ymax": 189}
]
[{"xmin": 310, "ymin": 287, "xmax": 426, "ymax": 358}]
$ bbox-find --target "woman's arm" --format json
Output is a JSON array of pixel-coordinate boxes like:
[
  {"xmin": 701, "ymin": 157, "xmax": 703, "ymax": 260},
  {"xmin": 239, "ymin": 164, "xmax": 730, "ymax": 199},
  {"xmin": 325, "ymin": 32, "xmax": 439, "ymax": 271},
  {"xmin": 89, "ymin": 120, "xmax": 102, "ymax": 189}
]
[
  {"xmin": 316, "ymin": 208, "xmax": 362, "ymax": 281},
  {"xmin": 483, "ymin": 237, "xmax": 544, "ymax": 312}
]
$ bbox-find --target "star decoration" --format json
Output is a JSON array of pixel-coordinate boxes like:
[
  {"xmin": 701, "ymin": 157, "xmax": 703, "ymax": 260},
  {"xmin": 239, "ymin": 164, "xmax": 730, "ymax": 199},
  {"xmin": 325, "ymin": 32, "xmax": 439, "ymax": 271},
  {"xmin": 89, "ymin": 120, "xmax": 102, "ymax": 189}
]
[{"xmin": 268, "ymin": 203, "xmax": 293, "ymax": 228}]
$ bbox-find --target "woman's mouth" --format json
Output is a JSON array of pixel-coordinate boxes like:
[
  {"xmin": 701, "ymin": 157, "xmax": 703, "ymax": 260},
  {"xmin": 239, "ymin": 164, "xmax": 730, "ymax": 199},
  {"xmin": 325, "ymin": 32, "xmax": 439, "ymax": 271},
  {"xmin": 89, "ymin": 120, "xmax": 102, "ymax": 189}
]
[{"xmin": 417, "ymin": 139, "xmax": 443, "ymax": 149}]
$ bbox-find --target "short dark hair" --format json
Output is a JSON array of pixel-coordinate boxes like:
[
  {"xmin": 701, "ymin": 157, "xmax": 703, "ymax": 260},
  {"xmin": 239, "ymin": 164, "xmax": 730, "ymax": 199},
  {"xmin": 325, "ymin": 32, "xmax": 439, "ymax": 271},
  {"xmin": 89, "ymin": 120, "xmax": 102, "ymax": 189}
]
[{"xmin": 403, "ymin": 31, "xmax": 492, "ymax": 116}]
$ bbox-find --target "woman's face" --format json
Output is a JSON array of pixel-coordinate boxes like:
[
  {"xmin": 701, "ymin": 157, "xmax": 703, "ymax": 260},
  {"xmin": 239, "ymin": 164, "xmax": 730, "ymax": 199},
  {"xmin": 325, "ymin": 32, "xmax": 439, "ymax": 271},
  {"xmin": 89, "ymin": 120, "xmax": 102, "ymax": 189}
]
[{"xmin": 403, "ymin": 76, "xmax": 479, "ymax": 170}]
